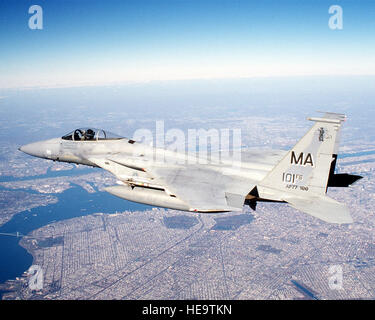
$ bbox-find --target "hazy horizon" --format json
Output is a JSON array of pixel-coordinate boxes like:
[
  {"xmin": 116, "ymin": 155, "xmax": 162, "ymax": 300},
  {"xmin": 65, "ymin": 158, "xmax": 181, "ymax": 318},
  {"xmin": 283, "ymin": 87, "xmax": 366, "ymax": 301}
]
[{"xmin": 1, "ymin": 0, "xmax": 375, "ymax": 88}]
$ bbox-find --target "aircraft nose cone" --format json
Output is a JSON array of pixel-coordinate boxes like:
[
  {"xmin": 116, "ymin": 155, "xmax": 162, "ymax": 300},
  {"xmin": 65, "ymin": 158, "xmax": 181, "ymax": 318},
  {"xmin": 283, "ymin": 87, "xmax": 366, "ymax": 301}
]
[
  {"xmin": 19, "ymin": 142, "xmax": 46, "ymax": 158},
  {"xmin": 19, "ymin": 138, "xmax": 61, "ymax": 159}
]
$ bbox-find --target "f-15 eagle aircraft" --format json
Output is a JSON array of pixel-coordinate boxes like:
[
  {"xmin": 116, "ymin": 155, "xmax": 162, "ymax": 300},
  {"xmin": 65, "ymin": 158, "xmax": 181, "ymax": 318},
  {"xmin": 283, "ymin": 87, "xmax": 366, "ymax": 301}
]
[{"xmin": 19, "ymin": 112, "xmax": 362, "ymax": 224}]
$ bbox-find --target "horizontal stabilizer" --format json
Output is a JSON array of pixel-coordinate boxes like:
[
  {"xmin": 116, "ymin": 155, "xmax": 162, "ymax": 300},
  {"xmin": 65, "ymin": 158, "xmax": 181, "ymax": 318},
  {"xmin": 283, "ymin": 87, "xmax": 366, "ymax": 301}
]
[
  {"xmin": 286, "ymin": 195, "xmax": 353, "ymax": 224},
  {"xmin": 327, "ymin": 173, "xmax": 363, "ymax": 187}
]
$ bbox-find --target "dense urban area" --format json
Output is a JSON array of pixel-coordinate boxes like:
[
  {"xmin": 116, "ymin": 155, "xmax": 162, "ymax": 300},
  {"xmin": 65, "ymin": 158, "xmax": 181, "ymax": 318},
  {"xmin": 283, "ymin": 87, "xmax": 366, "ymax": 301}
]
[{"xmin": 0, "ymin": 109, "xmax": 374, "ymax": 300}]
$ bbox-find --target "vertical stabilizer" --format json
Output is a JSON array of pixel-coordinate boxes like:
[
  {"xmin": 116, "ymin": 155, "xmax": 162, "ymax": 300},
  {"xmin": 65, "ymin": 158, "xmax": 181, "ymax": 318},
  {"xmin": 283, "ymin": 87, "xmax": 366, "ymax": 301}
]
[
  {"xmin": 259, "ymin": 113, "xmax": 346, "ymax": 197},
  {"xmin": 256, "ymin": 113, "xmax": 353, "ymax": 223}
]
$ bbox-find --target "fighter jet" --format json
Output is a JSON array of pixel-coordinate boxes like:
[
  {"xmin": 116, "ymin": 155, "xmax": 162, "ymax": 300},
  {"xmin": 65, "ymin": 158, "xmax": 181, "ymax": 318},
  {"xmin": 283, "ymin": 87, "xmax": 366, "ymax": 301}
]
[{"xmin": 19, "ymin": 112, "xmax": 362, "ymax": 224}]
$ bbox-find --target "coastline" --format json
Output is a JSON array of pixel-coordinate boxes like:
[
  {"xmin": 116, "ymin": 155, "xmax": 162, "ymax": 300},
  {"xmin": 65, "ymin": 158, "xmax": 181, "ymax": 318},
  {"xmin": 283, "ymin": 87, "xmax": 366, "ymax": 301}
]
[{"xmin": 0, "ymin": 236, "xmax": 37, "ymax": 300}]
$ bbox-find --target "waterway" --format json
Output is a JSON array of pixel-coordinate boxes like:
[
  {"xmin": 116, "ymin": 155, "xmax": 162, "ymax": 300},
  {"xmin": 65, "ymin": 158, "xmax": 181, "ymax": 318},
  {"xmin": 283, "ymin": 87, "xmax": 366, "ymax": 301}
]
[
  {"xmin": 338, "ymin": 150, "xmax": 375, "ymax": 159},
  {"xmin": 0, "ymin": 166, "xmax": 96, "ymax": 182},
  {"xmin": 0, "ymin": 167, "xmax": 151, "ymax": 297},
  {"xmin": 0, "ymin": 149, "xmax": 372, "ymax": 298}
]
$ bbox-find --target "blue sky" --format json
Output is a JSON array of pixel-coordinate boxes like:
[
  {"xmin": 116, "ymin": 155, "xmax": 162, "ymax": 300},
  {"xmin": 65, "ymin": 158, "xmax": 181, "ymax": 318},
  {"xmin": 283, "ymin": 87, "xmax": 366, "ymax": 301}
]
[{"xmin": 0, "ymin": 0, "xmax": 374, "ymax": 88}]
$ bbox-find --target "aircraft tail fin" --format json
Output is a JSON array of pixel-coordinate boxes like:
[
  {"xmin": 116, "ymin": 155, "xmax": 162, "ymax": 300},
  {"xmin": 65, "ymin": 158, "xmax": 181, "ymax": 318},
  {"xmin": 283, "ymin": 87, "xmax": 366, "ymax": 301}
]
[
  {"xmin": 259, "ymin": 112, "xmax": 346, "ymax": 196},
  {"xmin": 256, "ymin": 112, "xmax": 353, "ymax": 223}
]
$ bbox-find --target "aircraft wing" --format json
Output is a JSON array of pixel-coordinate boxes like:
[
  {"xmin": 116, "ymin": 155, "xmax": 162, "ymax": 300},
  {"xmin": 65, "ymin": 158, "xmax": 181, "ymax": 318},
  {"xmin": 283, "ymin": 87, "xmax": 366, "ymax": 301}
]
[
  {"xmin": 148, "ymin": 164, "xmax": 251, "ymax": 212},
  {"xmin": 149, "ymin": 149, "xmax": 283, "ymax": 212},
  {"xmin": 87, "ymin": 156, "xmax": 254, "ymax": 212}
]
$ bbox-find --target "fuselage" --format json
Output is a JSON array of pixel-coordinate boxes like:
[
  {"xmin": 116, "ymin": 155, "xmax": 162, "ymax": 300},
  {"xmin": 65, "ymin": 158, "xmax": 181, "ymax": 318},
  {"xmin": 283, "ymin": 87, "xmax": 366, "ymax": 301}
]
[
  {"xmin": 19, "ymin": 132, "xmax": 285, "ymax": 191},
  {"xmin": 18, "ymin": 114, "xmax": 361, "ymax": 224}
]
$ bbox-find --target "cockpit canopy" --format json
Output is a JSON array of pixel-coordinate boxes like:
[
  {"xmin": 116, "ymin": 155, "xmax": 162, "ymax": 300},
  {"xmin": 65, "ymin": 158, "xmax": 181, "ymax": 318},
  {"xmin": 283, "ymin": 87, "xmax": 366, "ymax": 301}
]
[{"xmin": 61, "ymin": 128, "xmax": 124, "ymax": 141}]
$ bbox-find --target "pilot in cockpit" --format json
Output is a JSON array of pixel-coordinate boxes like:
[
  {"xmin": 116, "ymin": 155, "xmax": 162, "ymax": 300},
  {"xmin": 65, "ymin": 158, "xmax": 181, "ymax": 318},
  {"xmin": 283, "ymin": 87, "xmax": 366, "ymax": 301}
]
[
  {"xmin": 84, "ymin": 129, "xmax": 95, "ymax": 141},
  {"xmin": 73, "ymin": 129, "xmax": 83, "ymax": 141},
  {"xmin": 63, "ymin": 128, "xmax": 123, "ymax": 141}
]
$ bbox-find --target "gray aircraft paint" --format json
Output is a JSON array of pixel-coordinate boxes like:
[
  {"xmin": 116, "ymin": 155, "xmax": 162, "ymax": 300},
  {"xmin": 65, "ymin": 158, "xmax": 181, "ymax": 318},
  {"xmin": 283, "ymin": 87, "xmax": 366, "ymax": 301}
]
[{"xmin": 19, "ymin": 113, "xmax": 361, "ymax": 224}]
